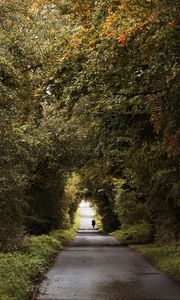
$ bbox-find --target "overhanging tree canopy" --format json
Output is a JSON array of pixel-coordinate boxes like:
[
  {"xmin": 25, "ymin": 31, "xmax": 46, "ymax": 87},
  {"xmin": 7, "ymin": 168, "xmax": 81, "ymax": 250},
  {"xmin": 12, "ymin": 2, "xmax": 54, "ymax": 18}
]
[{"xmin": 0, "ymin": 0, "xmax": 179, "ymax": 249}]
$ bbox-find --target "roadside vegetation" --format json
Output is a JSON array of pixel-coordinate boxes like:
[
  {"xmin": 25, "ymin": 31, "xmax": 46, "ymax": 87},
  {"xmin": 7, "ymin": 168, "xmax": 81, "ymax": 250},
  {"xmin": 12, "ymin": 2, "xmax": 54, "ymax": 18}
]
[
  {"xmin": 111, "ymin": 224, "xmax": 180, "ymax": 280},
  {"xmin": 0, "ymin": 213, "xmax": 80, "ymax": 300},
  {"xmin": 0, "ymin": 0, "xmax": 179, "ymax": 293},
  {"xmin": 131, "ymin": 244, "xmax": 180, "ymax": 281},
  {"xmin": 111, "ymin": 223, "xmax": 153, "ymax": 244}
]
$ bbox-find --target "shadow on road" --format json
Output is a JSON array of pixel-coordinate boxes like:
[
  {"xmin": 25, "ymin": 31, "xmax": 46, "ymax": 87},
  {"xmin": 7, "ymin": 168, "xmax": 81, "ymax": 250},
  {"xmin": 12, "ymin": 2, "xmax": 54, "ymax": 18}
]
[{"xmin": 69, "ymin": 230, "xmax": 124, "ymax": 248}]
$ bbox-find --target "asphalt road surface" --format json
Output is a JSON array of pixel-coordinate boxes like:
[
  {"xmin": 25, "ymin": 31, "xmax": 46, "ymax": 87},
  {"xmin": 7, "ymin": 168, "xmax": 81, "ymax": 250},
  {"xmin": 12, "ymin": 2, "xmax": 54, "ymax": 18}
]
[{"xmin": 38, "ymin": 202, "xmax": 180, "ymax": 300}]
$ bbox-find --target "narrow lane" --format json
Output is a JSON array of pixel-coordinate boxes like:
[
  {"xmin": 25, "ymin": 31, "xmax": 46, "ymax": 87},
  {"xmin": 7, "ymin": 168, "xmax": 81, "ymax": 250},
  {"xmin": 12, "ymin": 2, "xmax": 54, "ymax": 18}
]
[{"xmin": 38, "ymin": 202, "xmax": 180, "ymax": 300}]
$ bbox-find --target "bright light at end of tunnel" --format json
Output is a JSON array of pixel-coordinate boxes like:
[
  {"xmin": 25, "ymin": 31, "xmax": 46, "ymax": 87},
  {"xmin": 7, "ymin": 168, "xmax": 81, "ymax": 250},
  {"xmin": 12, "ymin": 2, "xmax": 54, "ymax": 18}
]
[{"xmin": 79, "ymin": 200, "xmax": 90, "ymax": 207}]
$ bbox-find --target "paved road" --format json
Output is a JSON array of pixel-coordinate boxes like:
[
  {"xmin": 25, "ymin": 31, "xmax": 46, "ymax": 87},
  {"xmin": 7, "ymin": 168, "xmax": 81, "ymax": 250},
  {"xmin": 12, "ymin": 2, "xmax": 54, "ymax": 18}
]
[{"xmin": 38, "ymin": 202, "xmax": 180, "ymax": 300}]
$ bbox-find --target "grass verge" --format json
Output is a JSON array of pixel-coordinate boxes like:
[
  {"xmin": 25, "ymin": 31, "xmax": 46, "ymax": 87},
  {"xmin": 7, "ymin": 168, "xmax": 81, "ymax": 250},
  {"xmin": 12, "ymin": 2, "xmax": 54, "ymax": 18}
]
[
  {"xmin": 130, "ymin": 244, "xmax": 180, "ymax": 281},
  {"xmin": 111, "ymin": 223, "xmax": 180, "ymax": 280},
  {"xmin": 0, "ymin": 213, "xmax": 80, "ymax": 300}
]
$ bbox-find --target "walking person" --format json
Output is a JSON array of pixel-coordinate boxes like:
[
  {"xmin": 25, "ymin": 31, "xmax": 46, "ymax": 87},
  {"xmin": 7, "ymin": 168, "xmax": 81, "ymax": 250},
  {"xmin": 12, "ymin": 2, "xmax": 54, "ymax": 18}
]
[{"xmin": 92, "ymin": 219, "xmax": 96, "ymax": 229}]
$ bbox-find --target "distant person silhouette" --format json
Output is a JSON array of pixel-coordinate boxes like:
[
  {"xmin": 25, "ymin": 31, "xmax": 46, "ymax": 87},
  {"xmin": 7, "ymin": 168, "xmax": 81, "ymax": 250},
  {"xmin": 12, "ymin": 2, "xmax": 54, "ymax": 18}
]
[{"xmin": 92, "ymin": 219, "xmax": 96, "ymax": 229}]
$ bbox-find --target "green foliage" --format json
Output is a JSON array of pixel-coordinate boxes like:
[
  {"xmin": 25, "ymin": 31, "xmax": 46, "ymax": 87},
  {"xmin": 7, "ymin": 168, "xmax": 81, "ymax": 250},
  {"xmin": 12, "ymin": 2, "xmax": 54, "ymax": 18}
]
[
  {"xmin": 96, "ymin": 219, "xmax": 103, "ymax": 233},
  {"xmin": 0, "ymin": 0, "xmax": 83, "ymax": 249},
  {"xmin": 111, "ymin": 223, "xmax": 153, "ymax": 244},
  {"xmin": 50, "ymin": 230, "xmax": 75, "ymax": 244},
  {"xmin": 0, "ymin": 253, "xmax": 34, "ymax": 300},
  {"xmin": 0, "ymin": 234, "xmax": 61, "ymax": 300},
  {"xmin": 64, "ymin": 173, "xmax": 81, "ymax": 224},
  {"xmin": 0, "ymin": 216, "xmax": 79, "ymax": 300},
  {"xmin": 0, "ymin": 114, "xmax": 28, "ymax": 250},
  {"xmin": 27, "ymin": 235, "xmax": 62, "ymax": 259},
  {"xmin": 131, "ymin": 244, "xmax": 180, "ymax": 280},
  {"xmin": 0, "ymin": 296, "xmax": 16, "ymax": 300},
  {"xmin": 50, "ymin": 210, "xmax": 81, "ymax": 243},
  {"xmin": 114, "ymin": 179, "xmax": 151, "ymax": 226},
  {"xmin": 93, "ymin": 205, "xmax": 104, "ymax": 232},
  {"xmin": 0, "ymin": 0, "xmax": 179, "ymax": 248},
  {"xmin": 66, "ymin": 0, "xmax": 179, "ymax": 236}
]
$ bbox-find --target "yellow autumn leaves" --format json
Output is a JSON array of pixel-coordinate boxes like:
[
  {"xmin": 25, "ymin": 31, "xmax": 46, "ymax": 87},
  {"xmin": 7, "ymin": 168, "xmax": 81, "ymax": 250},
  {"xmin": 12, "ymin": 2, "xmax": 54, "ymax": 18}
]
[{"xmin": 30, "ymin": 0, "xmax": 52, "ymax": 13}]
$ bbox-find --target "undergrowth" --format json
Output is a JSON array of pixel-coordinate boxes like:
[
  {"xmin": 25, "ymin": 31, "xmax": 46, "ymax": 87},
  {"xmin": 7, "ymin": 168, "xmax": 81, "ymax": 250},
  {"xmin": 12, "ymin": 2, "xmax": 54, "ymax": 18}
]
[
  {"xmin": 130, "ymin": 244, "xmax": 180, "ymax": 280},
  {"xmin": 111, "ymin": 222, "xmax": 152, "ymax": 244},
  {"xmin": 0, "ymin": 213, "xmax": 80, "ymax": 300},
  {"xmin": 111, "ymin": 223, "xmax": 180, "ymax": 280}
]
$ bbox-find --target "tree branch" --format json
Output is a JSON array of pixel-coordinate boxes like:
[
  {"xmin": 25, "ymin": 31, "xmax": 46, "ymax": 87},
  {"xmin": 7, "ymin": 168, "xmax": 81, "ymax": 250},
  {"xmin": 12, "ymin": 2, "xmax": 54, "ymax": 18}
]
[
  {"xmin": 73, "ymin": 109, "xmax": 148, "ymax": 117},
  {"xmin": 119, "ymin": 90, "xmax": 162, "ymax": 98},
  {"xmin": 1, "ymin": 63, "xmax": 44, "ymax": 83},
  {"xmin": 21, "ymin": 63, "xmax": 43, "ymax": 73}
]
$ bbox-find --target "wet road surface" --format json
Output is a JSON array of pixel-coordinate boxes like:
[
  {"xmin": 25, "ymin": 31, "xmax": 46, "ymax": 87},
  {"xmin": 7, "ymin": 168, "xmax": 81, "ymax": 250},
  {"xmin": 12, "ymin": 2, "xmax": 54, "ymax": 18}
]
[{"xmin": 38, "ymin": 202, "xmax": 180, "ymax": 300}]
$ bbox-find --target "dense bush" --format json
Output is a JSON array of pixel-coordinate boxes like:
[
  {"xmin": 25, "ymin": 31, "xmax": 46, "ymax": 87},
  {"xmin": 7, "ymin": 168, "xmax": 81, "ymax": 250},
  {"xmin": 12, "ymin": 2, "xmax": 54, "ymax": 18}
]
[
  {"xmin": 0, "ymin": 215, "xmax": 79, "ymax": 300},
  {"xmin": 0, "ymin": 253, "xmax": 35, "ymax": 300},
  {"xmin": 0, "ymin": 296, "xmax": 15, "ymax": 300},
  {"xmin": 111, "ymin": 223, "xmax": 153, "ymax": 244},
  {"xmin": 26, "ymin": 235, "xmax": 62, "ymax": 259}
]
